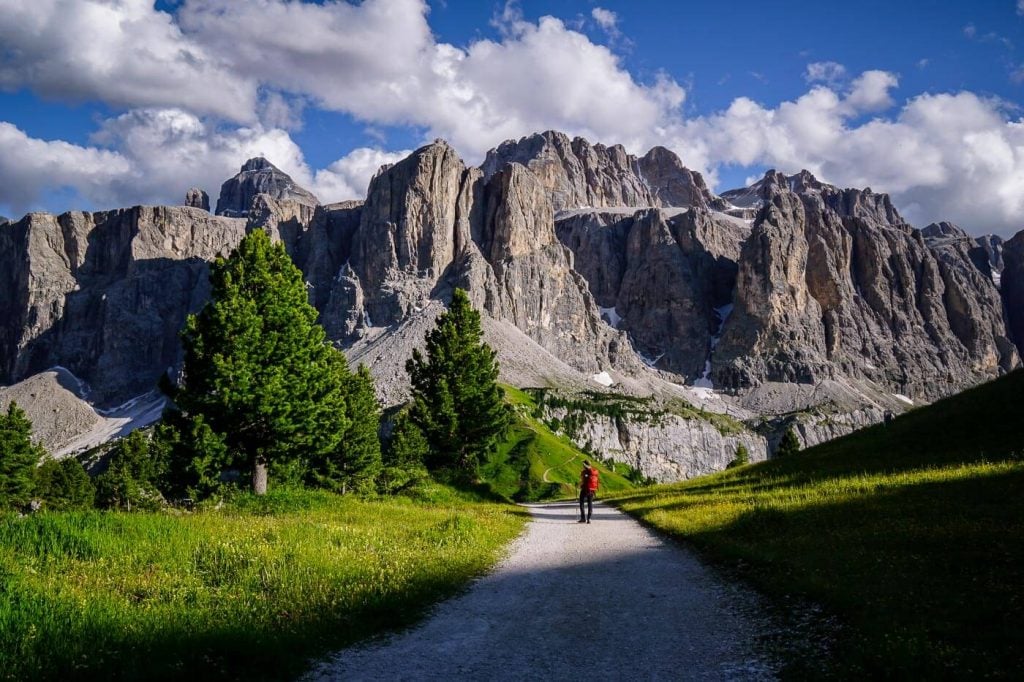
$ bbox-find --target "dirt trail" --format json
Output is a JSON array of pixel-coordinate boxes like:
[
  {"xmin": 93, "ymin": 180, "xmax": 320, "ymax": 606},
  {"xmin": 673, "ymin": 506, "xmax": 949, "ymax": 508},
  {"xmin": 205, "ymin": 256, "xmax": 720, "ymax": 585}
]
[{"xmin": 304, "ymin": 501, "xmax": 781, "ymax": 680}]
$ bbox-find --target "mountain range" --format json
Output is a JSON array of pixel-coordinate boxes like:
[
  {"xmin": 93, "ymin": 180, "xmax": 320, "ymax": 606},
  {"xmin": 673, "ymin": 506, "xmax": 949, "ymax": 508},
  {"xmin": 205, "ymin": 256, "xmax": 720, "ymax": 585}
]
[{"xmin": 1, "ymin": 130, "xmax": 1020, "ymax": 479}]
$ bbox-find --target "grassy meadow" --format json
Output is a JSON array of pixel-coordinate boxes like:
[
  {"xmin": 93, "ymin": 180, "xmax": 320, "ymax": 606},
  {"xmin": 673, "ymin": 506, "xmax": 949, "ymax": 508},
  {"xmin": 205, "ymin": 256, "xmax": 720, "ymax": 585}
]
[
  {"xmin": 609, "ymin": 369, "xmax": 1024, "ymax": 677},
  {"xmin": 482, "ymin": 385, "xmax": 636, "ymax": 501},
  {"xmin": 0, "ymin": 484, "xmax": 526, "ymax": 681}
]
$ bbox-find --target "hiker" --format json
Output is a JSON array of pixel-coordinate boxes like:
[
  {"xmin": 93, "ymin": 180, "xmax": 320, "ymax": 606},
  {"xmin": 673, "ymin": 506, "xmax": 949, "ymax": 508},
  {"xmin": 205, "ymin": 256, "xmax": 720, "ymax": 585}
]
[{"xmin": 578, "ymin": 461, "xmax": 599, "ymax": 524}]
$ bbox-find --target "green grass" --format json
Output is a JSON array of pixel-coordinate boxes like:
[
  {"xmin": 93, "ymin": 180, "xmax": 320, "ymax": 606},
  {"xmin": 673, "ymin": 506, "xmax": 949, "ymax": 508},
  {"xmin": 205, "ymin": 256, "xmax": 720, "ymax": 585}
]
[
  {"xmin": 480, "ymin": 386, "xmax": 635, "ymax": 501},
  {"xmin": 609, "ymin": 369, "xmax": 1024, "ymax": 678},
  {"xmin": 0, "ymin": 484, "xmax": 526, "ymax": 681}
]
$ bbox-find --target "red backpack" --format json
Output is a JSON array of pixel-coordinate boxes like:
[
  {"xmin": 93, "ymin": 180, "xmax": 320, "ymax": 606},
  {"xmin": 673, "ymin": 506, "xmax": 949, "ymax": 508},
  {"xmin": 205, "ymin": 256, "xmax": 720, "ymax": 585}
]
[{"xmin": 582, "ymin": 467, "xmax": 599, "ymax": 491}]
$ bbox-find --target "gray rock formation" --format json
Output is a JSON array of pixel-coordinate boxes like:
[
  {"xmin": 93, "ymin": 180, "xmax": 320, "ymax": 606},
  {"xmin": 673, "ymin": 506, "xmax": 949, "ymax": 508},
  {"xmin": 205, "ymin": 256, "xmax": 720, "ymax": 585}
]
[
  {"xmin": 0, "ymin": 206, "xmax": 246, "ymax": 404},
  {"xmin": 538, "ymin": 402, "xmax": 766, "ymax": 482},
  {"xmin": 711, "ymin": 171, "xmax": 1018, "ymax": 400},
  {"xmin": 184, "ymin": 187, "xmax": 210, "ymax": 211},
  {"xmin": 1001, "ymin": 230, "xmax": 1024, "ymax": 348},
  {"xmin": 556, "ymin": 207, "xmax": 746, "ymax": 379},
  {"xmin": 977, "ymin": 234, "xmax": 1005, "ymax": 286},
  {"xmin": 215, "ymin": 158, "xmax": 318, "ymax": 217},
  {"xmin": 481, "ymin": 130, "xmax": 721, "ymax": 212}
]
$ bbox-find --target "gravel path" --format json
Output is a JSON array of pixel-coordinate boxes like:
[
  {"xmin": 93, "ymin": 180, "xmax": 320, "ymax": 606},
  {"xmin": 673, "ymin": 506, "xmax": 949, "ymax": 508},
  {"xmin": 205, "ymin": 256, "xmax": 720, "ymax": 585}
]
[{"xmin": 304, "ymin": 501, "xmax": 780, "ymax": 681}]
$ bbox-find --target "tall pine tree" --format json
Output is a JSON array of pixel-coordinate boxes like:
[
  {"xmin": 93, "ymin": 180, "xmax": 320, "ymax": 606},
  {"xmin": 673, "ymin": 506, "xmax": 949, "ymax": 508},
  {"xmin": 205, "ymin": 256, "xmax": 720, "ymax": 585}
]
[
  {"xmin": 0, "ymin": 402, "xmax": 45, "ymax": 509},
  {"xmin": 173, "ymin": 228, "xmax": 351, "ymax": 494},
  {"xmin": 406, "ymin": 289, "xmax": 510, "ymax": 476}
]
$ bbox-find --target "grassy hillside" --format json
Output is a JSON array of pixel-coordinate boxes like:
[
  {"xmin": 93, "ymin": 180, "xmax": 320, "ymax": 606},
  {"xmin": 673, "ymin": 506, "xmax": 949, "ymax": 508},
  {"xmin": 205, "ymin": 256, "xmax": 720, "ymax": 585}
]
[
  {"xmin": 479, "ymin": 386, "xmax": 636, "ymax": 501},
  {"xmin": 0, "ymin": 485, "xmax": 526, "ymax": 681},
  {"xmin": 609, "ymin": 370, "xmax": 1024, "ymax": 678}
]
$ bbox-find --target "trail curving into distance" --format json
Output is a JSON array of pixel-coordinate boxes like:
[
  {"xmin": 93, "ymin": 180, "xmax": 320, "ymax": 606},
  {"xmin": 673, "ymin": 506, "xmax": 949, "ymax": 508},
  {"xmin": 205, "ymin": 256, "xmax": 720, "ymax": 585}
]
[{"xmin": 304, "ymin": 501, "xmax": 782, "ymax": 680}]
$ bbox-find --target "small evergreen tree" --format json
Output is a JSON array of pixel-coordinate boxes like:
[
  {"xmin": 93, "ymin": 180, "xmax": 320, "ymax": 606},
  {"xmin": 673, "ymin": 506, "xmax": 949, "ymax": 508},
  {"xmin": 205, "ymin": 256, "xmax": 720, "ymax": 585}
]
[
  {"xmin": 729, "ymin": 443, "xmax": 750, "ymax": 468},
  {"xmin": 379, "ymin": 411, "xmax": 429, "ymax": 493},
  {"xmin": 0, "ymin": 402, "xmax": 45, "ymax": 509},
  {"xmin": 406, "ymin": 289, "xmax": 510, "ymax": 477},
  {"xmin": 34, "ymin": 458, "xmax": 95, "ymax": 510},
  {"xmin": 309, "ymin": 363, "xmax": 382, "ymax": 494},
  {"xmin": 173, "ymin": 229, "xmax": 350, "ymax": 495},
  {"xmin": 776, "ymin": 428, "xmax": 802, "ymax": 458}
]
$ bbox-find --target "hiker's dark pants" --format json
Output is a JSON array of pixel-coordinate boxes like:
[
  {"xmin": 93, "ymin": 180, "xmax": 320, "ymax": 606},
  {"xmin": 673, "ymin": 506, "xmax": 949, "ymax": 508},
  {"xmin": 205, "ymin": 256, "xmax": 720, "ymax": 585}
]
[{"xmin": 579, "ymin": 490, "xmax": 595, "ymax": 520}]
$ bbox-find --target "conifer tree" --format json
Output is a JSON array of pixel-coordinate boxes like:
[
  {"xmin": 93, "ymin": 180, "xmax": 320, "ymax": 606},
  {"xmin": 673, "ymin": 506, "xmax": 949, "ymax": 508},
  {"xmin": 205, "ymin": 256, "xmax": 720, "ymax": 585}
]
[
  {"xmin": 406, "ymin": 289, "xmax": 510, "ymax": 476},
  {"xmin": 174, "ymin": 228, "xmax": 350, "ymax": 494},
  {"xmin": 777, "ymin": 428, "xmax": 802, "ymax": 458},
  {"xmin": 34, "ymin": 458, "xmax": 95, "ymax": 510},
  {"xmin": 309, "ymin": 363, "xmax": 382, "ymax": 494},
  {"xmin": 0, "ymin": 402, "xmax": 45, "ymax": 509}
]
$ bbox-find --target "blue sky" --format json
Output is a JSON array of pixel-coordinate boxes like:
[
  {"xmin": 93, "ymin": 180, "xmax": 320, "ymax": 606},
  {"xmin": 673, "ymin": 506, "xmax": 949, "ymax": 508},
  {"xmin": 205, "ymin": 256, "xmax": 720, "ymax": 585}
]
[{"xmin": 2, "ymin": 0, "xmax": 1024, "ymax": 235}]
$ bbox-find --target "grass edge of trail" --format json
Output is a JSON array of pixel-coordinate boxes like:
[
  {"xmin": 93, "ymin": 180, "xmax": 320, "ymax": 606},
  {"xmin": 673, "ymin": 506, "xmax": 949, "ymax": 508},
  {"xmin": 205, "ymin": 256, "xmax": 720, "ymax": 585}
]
[
  {"xmin": 0, "ymin": 484, "xmax": 529, "ymax": 682},
  {"xmin": 605, "ymin": 369, "xmax": 1024, "ymax": 678}
]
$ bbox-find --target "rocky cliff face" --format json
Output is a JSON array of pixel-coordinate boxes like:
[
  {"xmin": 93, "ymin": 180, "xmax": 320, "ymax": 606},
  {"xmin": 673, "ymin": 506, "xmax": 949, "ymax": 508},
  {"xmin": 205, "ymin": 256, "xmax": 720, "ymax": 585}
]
[
  {"xmin": 215, "ymin": 158, "xmax": 319, "ymax": 217},
  {"xmin": 540, "ymin": 403, "xmax": 766, "ymax": 482},
  {"xmin": 1001, "ymin": 231, "xmax": 1024, "ymax": 348},
  {"xmin": 0, "ymin": 206, "xmax": 246, "ymax": 404},
  {"xmin": 184, "ymin": 187, "xmax": 210, "ymax": 211},
  {"xmin": 710, "ymin": 171, "xmax": 1018, "ymax": 401},
  {"xmin": 481, "ymin": 130, "xmax": 723, "ymax": 212}
]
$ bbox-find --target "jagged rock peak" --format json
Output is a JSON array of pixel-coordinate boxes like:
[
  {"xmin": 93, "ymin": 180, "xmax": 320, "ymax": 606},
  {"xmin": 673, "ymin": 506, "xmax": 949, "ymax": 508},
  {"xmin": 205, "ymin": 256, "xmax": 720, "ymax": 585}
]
[
  {"xmin": 184, "ymin": 187, "xmax": 210, "ymax": 211},
  {"xmin": 215, "ymin": 157, "xmax": 318, "ymax": 218},
  {"xmin": 921, "ymin": 221, "xmax": 967, "ymax": 239},
  {"xmin": 723, "ymin": 169, "xmax": 905, "ymax": 226},
  {"xmin": 480, "ymin": 130, "xmax": 716, "ymax": 212}
]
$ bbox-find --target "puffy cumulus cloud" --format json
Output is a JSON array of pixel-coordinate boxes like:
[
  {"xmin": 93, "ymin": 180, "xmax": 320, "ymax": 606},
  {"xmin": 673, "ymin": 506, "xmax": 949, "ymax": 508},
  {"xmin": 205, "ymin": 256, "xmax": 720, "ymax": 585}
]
[
  {"xmin": 844, "ymin": 70, "xmax": 899, "ymax": 112},
  {"xmin": 176, "ymin": 0, "xmax": 682, "ymax": 159},
  {"xmin": 0, "ymin": 0, "xmax": 255, "ymax": 121},
  {"xmin": 0, "ymin": 122, "xmax": 131, "ymax": 211},
  {"xmin": 0, "ymin": 109, "xmax": 401, "ymax": 216},
  {"xmin": 669, "ymin": 78, "xmax": 1024, "ymax": 237}
]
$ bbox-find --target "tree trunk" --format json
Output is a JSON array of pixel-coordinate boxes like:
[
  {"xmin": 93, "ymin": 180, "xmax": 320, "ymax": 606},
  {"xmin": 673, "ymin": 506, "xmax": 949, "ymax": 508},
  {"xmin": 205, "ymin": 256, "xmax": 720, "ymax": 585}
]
[{"xmin": 253, "ymin": 456, "xmax": 268, "ymax": 495}]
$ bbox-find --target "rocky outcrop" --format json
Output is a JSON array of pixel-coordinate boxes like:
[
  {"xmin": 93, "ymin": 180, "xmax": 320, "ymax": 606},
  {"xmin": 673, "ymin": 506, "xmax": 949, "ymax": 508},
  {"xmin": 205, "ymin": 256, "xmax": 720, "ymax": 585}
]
[
  {"xmin": 637, "ymin": 146, "xmax": 726, "ymax": 209},
  {"xmin": 556, "ymin": 207, "xmax": 746, "ymax": 379},
  {"xmin": 540, "ymin": 402, "xmax": 766, "ymax": 482},
  {"xmin": 977, "ymin": 235, "xmax": 1005, "ymax": 285},
  {"xmin": 712, "ymin": 171, "xmax": 1018, "ymax": 400},
  {"xmin": 350, "ymin": 141, "xmax": 464, "ymax": 325},
  {"xmin": 215, "ymin": 158, "xmax": 318, "ymax": 217},
  {"xmin": 482, "ymin": 131, "xmax": 721, "ymax": 212},
  {"xmin": 184, "ymin": 187, "xmax": 210, "ymax": 211},
  {"xmin": 1001, "ymin": 230, "xmax": 1024, "ymax": 349},
  {"xmin": 0, "ymin": 206, "xmax": 246, "ymax": 404}
]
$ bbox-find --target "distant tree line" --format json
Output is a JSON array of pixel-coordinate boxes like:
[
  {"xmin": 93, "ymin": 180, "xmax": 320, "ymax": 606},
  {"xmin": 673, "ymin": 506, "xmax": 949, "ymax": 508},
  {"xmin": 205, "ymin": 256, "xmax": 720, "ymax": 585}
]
[{"xmin": 0, "ymin": 229, "xmax": 508, "ymax": 512}]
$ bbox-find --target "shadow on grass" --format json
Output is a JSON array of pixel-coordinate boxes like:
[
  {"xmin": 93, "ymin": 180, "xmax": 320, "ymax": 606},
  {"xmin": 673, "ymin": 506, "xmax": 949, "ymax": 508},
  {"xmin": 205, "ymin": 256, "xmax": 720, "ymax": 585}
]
[{"xmin": 613, "ymin": 466, "xmax": 1024, "ymax": 678}]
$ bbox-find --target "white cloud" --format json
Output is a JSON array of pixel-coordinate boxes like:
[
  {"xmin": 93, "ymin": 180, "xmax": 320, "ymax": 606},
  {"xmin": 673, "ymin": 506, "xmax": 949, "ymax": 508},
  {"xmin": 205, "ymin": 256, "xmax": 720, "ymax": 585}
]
[
  {"xmin": 309, "ymin": 147, "xmax": 412, "ymax": 201},
  {"xmin": 1019, "ymin": 0, "xmax": 1024, "ymax": 16},
  {"xmin": 843, "ymin": 70, "xmax": 899, "ymax": 113},
  {"xmin": 591, "ymin": 7, "xmax": 619, "ymax": 35},
  {"xmin": 175, "ymin": 0, "xmax": 682, "ymax": 160},
  {"xmin": 804, "ymin": 61, "xmax": 847, "ymax": 85},
  {"xmin": 0, "ymin": 0, "xmax": 256, "ymax": 121},
  {"xmin": 0, "ymin": 110, "xmax": 403, "ymax": 215},
  {"xmin": 1, "ymin": 1, "xmax": 1023, "ymax": 237},
  {"xmin": 668, "ymin": 81, "xmax": 1024, "ymax": 236}
]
